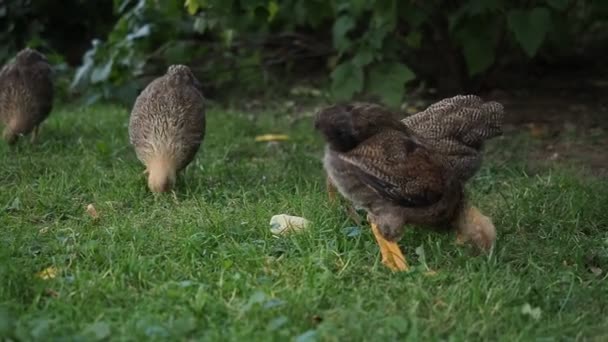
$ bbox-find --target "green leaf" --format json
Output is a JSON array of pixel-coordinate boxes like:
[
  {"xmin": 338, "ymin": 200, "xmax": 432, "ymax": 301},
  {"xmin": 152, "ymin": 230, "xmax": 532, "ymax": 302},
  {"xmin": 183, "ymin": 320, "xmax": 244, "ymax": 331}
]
[
  {"xmin": 367, "ymin": 62, "xmax": 415, "ymax": 108},
  {"xmin": 405, "ymin": 31, "xmax": 422, "ymax": 48},
  {"xmin": 126, "ymin": 24, "xmax": 151, "ymax": 41},
  {"xmin": 184, "ymin": 0, "xmax": 199, "ymax": 15},
  {"xmin": 330, "ymin": 62, "xmax": 364, "ymax": 100},
  {"xmin": 350, "ymin": 0, "xmax": 370, "ymax": 15},
  {"xmin": 464, "ymin": 0, "xmax": 503, "ymax": 15},
  {"xmin": 333, "ymin": 16, "xmax": 356, "ymax": 53},
  {"xmin": 267, "ymin": 1, "xmax": 279, "ymax": 22},
  {"xmin": 193, "ymin": 17, "xmax": 206, "ymax": 34},
  {"xmin": 352, "ymin": 47, "xmax": 374, "ymax": 67},
  {"xmin": 508, "ymin": 7, "xmax": 552, "ymax": 57},
  {"xmin": 91, "ymin": 59, "xmax": 114, "ymax": 84},
  {"xmin": 460, "ymin": 34, "xmax": 495, "ymax": 76},
  {"xmin": 546, "ymin": 0, "xmax": 569, "ymax": 10},
  {"xmin": 71, "ymin": 40, "xmax": 101, "ymax": 90}
]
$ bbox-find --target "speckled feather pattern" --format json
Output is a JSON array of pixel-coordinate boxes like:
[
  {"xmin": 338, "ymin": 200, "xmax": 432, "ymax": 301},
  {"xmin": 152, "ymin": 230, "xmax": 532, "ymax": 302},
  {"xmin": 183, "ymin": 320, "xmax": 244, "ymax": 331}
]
[
  {"xmin": 0, "ymin": 48, "xmax": 54, "ymax": 140},
  {"xmin": 316, "ymin": 95, "xmax": 503, "ymax": 241},
  {"xmin": 402, "ymin": 95, "xmax": 504, "ymax": 181},
  {"xmin": 129, "ymin": 65, "xmax": 205, "ymax": 171}
]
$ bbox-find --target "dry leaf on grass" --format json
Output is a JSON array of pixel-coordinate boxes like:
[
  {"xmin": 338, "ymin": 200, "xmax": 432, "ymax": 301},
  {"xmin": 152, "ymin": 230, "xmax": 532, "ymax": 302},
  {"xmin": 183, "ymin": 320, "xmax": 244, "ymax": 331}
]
[
  {"xmin": 37, "ymin": 266, "xmax": 58, "ymax": 280},
  {"xmin": 86, "ymin": 204, "xmax": 99, "ymax": 220},
  {"xmin": 255, "ymin": 134, "xmax": 290, "ymax": 142},
  {"xmin": 590, "ymin": 266, "xmax": 603, "ymax": 276}
]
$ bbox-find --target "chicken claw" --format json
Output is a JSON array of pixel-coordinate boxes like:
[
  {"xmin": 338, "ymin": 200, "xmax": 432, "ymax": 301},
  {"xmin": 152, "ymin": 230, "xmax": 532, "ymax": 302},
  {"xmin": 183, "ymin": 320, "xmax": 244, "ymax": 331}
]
[{"xmin": 371, "ymin": 222, "xmax": 409, "ymax": 272}]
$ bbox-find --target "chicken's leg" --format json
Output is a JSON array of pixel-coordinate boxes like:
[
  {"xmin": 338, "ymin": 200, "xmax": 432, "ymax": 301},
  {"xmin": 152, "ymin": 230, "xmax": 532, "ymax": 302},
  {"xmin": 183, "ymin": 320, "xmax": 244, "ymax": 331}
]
[
  {"xmin": 454, "ymin": 204, "xmax": 496, "ymax": 252},
  {"xmin": 370, "ymin": 221, "xmax": 409, "ymax": 271},
  {"xmin": 326, "ymin": 175, "xmax": 337, "ymax": 203}
]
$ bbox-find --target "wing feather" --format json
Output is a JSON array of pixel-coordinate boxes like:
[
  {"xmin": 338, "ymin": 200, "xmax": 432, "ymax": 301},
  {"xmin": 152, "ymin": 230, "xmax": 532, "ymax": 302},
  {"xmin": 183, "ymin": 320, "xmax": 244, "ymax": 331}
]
[{"xmin": 339, "ymin": 130, "xmax": 446, "ymax": 207}]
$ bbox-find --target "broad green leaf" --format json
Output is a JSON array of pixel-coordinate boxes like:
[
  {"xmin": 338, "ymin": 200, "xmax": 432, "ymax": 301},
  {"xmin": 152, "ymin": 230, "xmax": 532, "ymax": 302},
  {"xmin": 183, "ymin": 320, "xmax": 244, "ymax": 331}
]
[
  {"xmin": 193, "ymin": 17, "xmax": 206, "ymax": 33},
  {"xmin": 460, "ymin": 34, "xmax": 495, "ymax": 76},
  {"xmin": 465, "ymin": 0, "xmax": 503, "ymax": 15},
  {"xmin": 405, "ymin": 31, "xmax": 422, "ymax": 48},
  {"xmin": 267, "ymin": 1, "xmax": 279, "ymax": 22},
  {"xmin": 126, "ymin": 24, "xmax": 151, "ymax": 41},
  {"xmin": 449, "ymin": 0, "xmax": 503, "ymax": 30},
  {"xmin": 71, "ymin": 40, "xmax": 101, "ymax": 90},
  {"xmin": 546, "ymin": 0, "xmax": 569, "ymax": 10},
  {"xmin": 398, "ymin": 4, "xmax": 428, "ymax": 28},
  {"xmin": 367, "ymin": 62, "xmax": 415, "ymax": 108},
  {"xmin": 333, "ymin": 16, "xmax": 355, "ymax": 53},
  {"xmin": 91, "ymin": 59, "xmax": 114, "ymax": 83},
  {"xmin": 508, "ymin": 7, "xmax": 552, "ymax": 57},
  {"xmin": 330, "ymin": 62, "xmax": 364, "ymax": 100},
  {"xmin": 350, "ymin": 0, "xmax": 370, "ymax": 15},
  {"xmin": 352, "ymin": 47, "xmax": 374, "ymax": 67},
  {"xmin": 184, "ymin": 0, "xmax": 199, "ymax": 15},
  {"xmin": 222, "ymin": 29, "xmax": 235, "ymax": 47}
]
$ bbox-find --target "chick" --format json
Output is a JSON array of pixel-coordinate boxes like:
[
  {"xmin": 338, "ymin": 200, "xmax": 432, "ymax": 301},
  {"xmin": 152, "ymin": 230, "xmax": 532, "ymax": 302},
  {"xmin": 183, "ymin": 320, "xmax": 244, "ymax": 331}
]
[
  {"xmin": 315, "ymin": 97, "xmax": 503, "ymax": 271},
  {"xmin": 0, "ymin": 48, "xmax": 54, "ymax": 144},
  {"xmin": 129, "ymin": 65, "xmax": 206, "ymax": 193}
]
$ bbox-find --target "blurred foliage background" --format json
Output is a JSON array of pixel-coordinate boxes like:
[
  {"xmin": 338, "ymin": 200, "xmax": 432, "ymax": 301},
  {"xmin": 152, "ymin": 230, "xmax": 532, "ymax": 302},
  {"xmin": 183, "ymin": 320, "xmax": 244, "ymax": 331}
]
[{"xmin": 1, "ymin": 0, "xmax": 607, "ymax": 107}]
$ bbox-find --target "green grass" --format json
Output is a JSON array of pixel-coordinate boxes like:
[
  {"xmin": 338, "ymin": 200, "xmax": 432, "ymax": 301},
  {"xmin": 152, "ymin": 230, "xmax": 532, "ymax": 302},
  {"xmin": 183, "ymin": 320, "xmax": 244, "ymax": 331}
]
[{"xmin": 1, "ymin": 104, "xmax": 607, "ymax": 341}]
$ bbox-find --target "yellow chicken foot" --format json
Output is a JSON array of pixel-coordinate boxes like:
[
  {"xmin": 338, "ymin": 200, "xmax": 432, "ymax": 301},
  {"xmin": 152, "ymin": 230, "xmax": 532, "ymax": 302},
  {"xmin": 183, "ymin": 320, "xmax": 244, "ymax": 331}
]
[{"xmin": 370, "ymin": 222, "xmax": 409, "ymax": 272}]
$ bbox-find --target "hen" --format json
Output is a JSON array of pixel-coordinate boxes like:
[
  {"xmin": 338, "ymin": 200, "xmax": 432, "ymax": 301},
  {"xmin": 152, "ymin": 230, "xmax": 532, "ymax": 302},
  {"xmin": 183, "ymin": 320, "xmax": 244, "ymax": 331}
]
[
  {"xmin": 129, "ymin": 64, "xmax": 206, "ymax": 193},
  {"xmin": 315, "ymin": 95, "xmax": 503, "ymax": 271},
  {"xmin": 0, "ymin": 48, "xmax": 54, "ymax": 145}
]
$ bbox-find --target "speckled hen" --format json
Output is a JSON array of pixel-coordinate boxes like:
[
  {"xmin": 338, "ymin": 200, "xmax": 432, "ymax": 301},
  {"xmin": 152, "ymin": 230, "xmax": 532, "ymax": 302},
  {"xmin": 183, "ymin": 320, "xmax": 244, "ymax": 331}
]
[
  {"xmin": 0, "ymin": 48, "xmax": 54, "ymax": 144},
  {"xmin": 316, "ymin": 96, "xmax": 503, "ymax": 271},
  {"xmin": 129, "ymin": 65, "xmax": 206, "ymax": 193}
]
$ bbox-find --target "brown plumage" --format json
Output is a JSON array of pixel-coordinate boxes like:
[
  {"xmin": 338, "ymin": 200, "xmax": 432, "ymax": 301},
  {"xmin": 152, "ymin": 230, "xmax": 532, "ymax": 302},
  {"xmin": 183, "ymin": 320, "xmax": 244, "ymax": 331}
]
[
  {"xmin": 402, "ymin": 95, "xmax": 503, "ymax": 181},
  {"xmin": 315, "ymin": 96, "xmax": 504, "ymax": 271},
  {"xmin": 129, "ymin": 64, "xmax": 206, "ymax": 193},
  {"xmin": 0, "ymin": 48, "xmax": 54, "ymax": 144}
]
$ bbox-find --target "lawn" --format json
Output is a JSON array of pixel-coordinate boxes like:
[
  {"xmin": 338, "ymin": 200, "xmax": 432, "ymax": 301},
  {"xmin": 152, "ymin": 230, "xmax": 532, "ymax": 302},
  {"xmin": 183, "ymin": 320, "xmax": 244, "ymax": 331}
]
[{"xmin": 1, "ymin": 104, "xmax": 607, "ymax": 341}]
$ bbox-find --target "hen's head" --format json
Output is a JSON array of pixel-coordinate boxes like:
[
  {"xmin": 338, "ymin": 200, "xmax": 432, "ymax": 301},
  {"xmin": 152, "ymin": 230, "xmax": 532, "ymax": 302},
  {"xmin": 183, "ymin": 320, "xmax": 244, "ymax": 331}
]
[
  {"xmin": 15, "ymin": 48, "xmax": 48, "ymax": 66},
  {"xmin": 166, "ymin": 64, "xmax": 202, "ymax": 92},
  {"xmin": 314, "ymin": 103, "xmax": 405, "ymax": 152}
]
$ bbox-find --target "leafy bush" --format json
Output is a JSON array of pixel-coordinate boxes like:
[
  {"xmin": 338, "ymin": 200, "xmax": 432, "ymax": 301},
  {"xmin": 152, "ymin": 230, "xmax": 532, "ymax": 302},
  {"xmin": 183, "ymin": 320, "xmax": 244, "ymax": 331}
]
[{"xmin": 71, "ymin": 0, "xmax": 607, "ymax": 107}]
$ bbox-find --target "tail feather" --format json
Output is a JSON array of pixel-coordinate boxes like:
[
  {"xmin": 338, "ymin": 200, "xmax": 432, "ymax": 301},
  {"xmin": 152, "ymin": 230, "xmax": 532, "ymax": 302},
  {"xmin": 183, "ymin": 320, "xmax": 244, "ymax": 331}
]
[
  {"xmin": 403, "ymin": 95, "xmax": 504, "ymax": 147},
  {"xmin": 402, "ymin": 95, "xmax": 504, "ymax": 181}
]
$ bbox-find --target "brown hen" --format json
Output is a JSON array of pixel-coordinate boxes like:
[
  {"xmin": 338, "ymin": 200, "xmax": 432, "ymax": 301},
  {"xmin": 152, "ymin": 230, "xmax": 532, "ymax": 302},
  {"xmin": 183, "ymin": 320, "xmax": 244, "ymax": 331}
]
[
  {"xmin": 0, "ymin": 48, "xmax": 54, "ymax": 145},
  {"xmin": 129, "ymin": 65, "xmax": 206, "ymax": 193},
  {"xmin": 315, "ymin": 96, "xmax": 503, "ymax": 271}
]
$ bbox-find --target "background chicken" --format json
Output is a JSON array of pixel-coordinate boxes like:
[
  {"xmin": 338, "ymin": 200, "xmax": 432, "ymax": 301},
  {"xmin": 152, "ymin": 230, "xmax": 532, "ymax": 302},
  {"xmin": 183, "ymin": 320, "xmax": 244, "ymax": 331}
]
[
  {"xmin": 0, "ymin": 48, "xmax": 54, "ymax": 145},
  {"xmin": 129, "ymin": 64, "xmax": 206, "ymax": 193},
  {"xmin": 316, "ymin": 95, "xmax": 503, "ymax": 271}
]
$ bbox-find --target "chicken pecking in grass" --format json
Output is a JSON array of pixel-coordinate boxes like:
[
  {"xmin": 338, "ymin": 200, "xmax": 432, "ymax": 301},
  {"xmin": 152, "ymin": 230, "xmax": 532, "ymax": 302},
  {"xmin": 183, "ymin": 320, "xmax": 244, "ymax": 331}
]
[
  {"xmin": 0, "ymin": 48, "xmax": 54, "ymax": 145},
  {"xmin": 315, "ymin": 95, "xmax": 504, "ymax": 271},
  {"xmin": 129, "ymin": 64, "xmax": 206, "ymax": 193}
]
